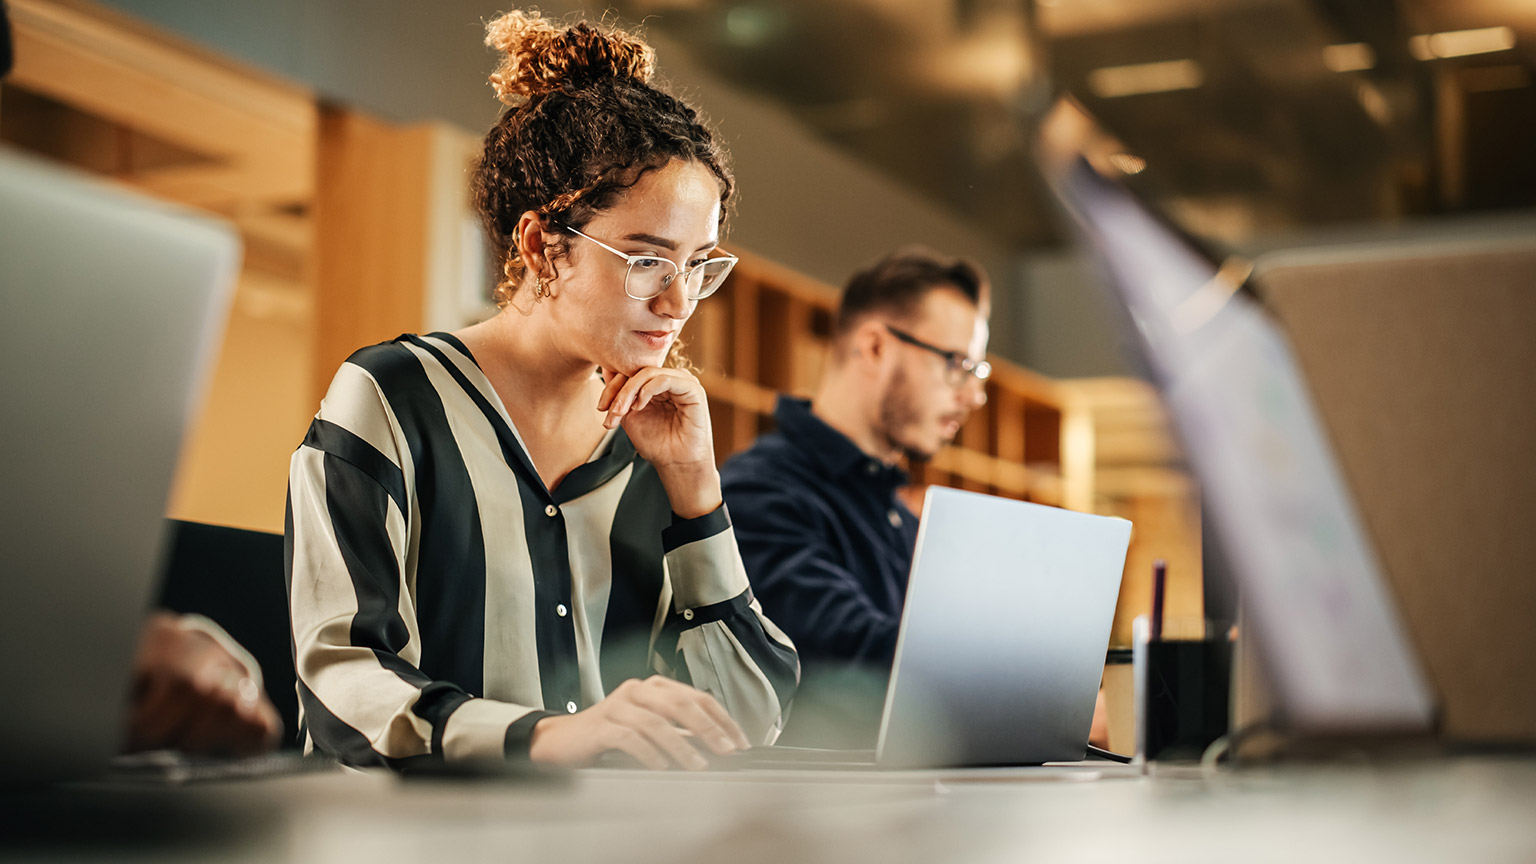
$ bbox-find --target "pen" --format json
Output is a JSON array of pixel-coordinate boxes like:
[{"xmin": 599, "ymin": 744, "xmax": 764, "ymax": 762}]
[{"xmin": 1149, "ymin": 559, "xmax": 1166, "ymax": 642}]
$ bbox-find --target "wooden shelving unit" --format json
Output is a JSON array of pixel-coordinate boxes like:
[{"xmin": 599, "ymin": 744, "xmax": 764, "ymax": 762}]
[{"xmin": 692, "ymin": 248, "xmax": 1083, "ymax": 511}]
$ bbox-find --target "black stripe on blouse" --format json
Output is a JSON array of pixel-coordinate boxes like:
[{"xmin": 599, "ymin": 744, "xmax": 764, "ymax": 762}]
[{"xmin": 345, "ymin": 341, "xmax": 488, "ymax": 694}]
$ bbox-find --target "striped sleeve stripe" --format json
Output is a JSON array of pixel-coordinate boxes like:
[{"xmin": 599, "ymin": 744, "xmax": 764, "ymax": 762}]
[
  {"xmin": 297, "ymin": 679, "xmax": 399, "ymax": 768},
  {"xmin": 413, "ymin": 682, "xmax": 473, "ymax": 757},
  {"xmin": 290, "ymin": 445, "xmax": 428, "ymax": 733},
  {"xmin": 438, "ymin": 699, "xmax": 552, "ymax": 761},
  {"xmin": 665, "ymin": 527, "xmax": 753, "ymax": 611},
  {"xmin": 314, "ymin": 361, "xmax": 405, "ymax": 474},
  {"xmin": 723, "ymin": 606, "xmax": 800, "ymax": 713},
  {"xmin": 677, "ymin": 589, "xmax": 753, "ymax": 628},
  {"xmin": 661, "ymin": 504, "xmax": 732, "ymax": 551},
  {"xmin": 660, "ymin": 589, "xmax": 798, "ymax": 714},
  {"xmin": 682, "ymin": 623, "xmax": 783, "ymax": 745},
  {"xmin": 304, "ymin": 418, "xmax": 406, "ymax": 515},
  {"xmin": 323, "ymin": 454, "xmax": 413, "ymax": 658}
]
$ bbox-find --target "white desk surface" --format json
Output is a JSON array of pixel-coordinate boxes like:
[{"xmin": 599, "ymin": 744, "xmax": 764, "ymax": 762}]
[{"xmin": 5, "ymin": 756, "xmax": 1535, "ymax": 863}]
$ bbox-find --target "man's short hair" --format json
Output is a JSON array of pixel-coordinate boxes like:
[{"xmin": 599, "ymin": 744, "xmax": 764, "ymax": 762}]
[{"xmin": 834, "ymin": 247, "xmax": 989, "ymax": 338}]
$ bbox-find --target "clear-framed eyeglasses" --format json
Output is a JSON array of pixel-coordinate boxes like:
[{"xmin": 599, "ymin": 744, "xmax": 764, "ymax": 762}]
[
  {"xmin": 884, "ymin": 324, "xmax": 992, "ymax": 387},
  {"xmin": 563, "ymin": 225, "xmax": 738, "ymax": 301}
]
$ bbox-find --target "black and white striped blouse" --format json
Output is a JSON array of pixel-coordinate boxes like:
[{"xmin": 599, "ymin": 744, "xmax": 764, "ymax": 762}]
[{"xmin": 286, "ymin": 333, "xmax": 798, "ymax": 766}]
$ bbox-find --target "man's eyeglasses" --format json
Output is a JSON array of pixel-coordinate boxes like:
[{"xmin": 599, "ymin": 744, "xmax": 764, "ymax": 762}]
[
  {"xmin": 563, "ymin": 225, "xmax": 738, "ymax": 301},
  {"xmin": 884, "ymin": 324, "xmax": 991, "ymax": 386}
]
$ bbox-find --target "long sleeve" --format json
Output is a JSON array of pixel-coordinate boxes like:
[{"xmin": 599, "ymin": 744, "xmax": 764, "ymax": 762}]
[
  {"xmin": 725, "ymin": 484, "xmax": 903, "ymax": 666},
  {"xmin": 650, "ymin": 506, "xmax": 799, "ymax": 745},
  {"xmin": 286, "ymin": 360, "xmax": 550, "ymax": 767}
]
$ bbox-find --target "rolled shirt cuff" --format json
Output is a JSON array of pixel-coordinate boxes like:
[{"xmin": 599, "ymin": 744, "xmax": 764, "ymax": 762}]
[{"xmin": 662, "ymin": 504, "xmax": 752, "ymax": 615}]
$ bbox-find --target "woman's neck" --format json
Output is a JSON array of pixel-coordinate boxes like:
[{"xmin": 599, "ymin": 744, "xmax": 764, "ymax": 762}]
[
  {"xmin": 455, "ymin": 309, "xmax": 609, "ymax": 490},
  {"xmin": 463, "ymin": 308, "xmax": 597, "ymax": 406}
]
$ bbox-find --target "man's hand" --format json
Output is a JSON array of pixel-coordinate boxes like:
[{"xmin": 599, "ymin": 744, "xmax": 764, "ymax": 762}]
[
  {"xmin": 125, "ymin": 612, "xmax": 282, "ymax": 756},
  {"xmin": 528, "ymin": 676, "xmax": 750, "ymax": 770}
]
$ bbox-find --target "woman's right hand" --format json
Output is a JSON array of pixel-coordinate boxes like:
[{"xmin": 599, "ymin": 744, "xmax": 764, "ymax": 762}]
[{"xmin": 527, "ymin": 676, "xmax": 751, "ymax": 770}]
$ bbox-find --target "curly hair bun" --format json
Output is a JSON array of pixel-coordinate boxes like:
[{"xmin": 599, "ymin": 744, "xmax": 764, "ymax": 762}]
[{"xmin": 485, "ymin": 10, "xmax": 656, "ymax": 105}]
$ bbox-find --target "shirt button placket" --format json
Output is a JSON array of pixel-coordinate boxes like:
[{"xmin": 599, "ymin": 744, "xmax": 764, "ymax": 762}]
[{"xmin": 544, "ymin": 502, "xmax": 574, "ymax": 717}]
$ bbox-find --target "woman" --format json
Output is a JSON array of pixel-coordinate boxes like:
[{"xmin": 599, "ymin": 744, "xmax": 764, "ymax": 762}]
[{"xmin": 287, "ymin": 11, "xmax": 797, "ymax": 770}]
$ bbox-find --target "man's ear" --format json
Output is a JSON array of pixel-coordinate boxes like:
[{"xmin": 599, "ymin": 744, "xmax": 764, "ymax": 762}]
[{"xmin": 849, "ymin": 319, "xmax": 890, "ymax": 374}]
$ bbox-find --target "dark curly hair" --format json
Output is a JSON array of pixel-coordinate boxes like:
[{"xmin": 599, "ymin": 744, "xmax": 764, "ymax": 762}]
[{"xmin": 473, "ymin": 10, "xmax": 735, "ymax": 314}]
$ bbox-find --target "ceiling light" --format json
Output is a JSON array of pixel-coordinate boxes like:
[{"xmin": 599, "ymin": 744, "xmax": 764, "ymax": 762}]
[
  {"xmin": 1409, "ymin": 26, "xmax": 1516, "ymax": 60},
  {"xmin": 1086, "ymin": 59, "xmax": 1203, "ymax": 98},
  {"xmin": 1106, "ymin": 153, "xmax": 1147, "ymax": 176},
  {"xmin": 1323, "ymin": 43, "xmax": 1376, "ymax": 73}
]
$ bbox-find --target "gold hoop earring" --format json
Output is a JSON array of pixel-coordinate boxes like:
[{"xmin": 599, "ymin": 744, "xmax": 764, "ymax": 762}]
[{"xmin": 534, "ymin": 277, "xmax": 549, "ymax": 299}]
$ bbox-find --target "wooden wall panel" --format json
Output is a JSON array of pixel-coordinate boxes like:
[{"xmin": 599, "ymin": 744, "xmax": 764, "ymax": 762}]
[
  {"xmin": 7, "ymin": 0, "xmax": 314, "ymax": 208},
  {"xmin": 312, "ymin": 108, "xmax": 434, "ymax": 402}
]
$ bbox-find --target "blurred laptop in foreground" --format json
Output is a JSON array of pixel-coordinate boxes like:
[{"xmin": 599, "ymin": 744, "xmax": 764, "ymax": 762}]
[
  {"xmin": 1038, "ymin": 97, "xmax": 1536, "ymax": 751},
  {"xmin": 0, "ymin": 146, "xmax": 241, "ymax": 783}
]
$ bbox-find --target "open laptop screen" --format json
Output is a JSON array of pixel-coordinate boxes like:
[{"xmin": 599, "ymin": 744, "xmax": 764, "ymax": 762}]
[{"xmin": 1036, "ymin": 100, "xmax": 1435, "ymax": 734}]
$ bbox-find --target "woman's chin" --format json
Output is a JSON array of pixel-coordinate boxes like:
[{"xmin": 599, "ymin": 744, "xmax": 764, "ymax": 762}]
[{"xmin": 604, "ymin": 350, "xmax": 668, "ymax": 377}]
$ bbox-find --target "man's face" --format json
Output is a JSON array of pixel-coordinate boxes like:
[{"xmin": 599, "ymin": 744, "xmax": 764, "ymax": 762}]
[{"xmin": 875, "ymin": 286, "xmax": 990, "ymax": 461}]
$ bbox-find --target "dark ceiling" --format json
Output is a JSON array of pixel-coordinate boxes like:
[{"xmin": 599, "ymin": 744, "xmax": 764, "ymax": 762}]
[{"xmin": 613, "ymin": 0, "xmax": 1536, "ymax": 251}]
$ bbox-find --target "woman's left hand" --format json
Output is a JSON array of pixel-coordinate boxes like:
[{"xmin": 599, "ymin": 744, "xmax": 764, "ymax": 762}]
[{"xmin": 599, "ymin": 367, "xmax": 721, "ymax": 518}]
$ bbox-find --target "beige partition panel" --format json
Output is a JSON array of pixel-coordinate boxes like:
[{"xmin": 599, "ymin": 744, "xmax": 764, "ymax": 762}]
[{"xmin": 1256, "ymin": 238, "xmax": 1536, "ymax": 743}]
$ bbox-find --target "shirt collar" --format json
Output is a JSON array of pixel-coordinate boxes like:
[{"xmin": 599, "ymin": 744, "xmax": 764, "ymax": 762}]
[{"xmin": 773, "ymin": 395, "xmax": 908, "ymax": 487}]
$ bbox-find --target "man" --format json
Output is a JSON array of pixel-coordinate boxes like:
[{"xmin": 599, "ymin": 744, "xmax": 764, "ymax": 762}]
[{"xmin": 721, "ymin": 248, "xmax": 991, "ymax": 746}]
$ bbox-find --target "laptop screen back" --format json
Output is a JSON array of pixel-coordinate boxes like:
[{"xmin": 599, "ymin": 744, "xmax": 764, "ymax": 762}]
[
  {"xmin": 1036, "ymin": 100, "xmax": 1435, "ymax": 734},
  {"xmin": 877, "ymin": 487, "xmax": 1131, "ymax": 767},
  {"xmin": 0, "ymin": 148, "xmax": 238, "ymax": 783}
]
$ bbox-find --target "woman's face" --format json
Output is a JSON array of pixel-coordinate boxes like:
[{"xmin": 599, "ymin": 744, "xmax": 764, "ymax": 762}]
[{"xmin": 542, "ymin": 159, "xmax": 724, "ymax": 376}]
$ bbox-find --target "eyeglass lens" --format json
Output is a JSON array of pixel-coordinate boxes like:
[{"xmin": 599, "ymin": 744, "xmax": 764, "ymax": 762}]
[{"xmin": 625, "ymin": 257, "xmax": 733, "ymax": 300}]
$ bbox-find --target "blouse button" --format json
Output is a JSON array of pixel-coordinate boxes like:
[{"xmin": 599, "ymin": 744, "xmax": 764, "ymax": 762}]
[
  {"xmin": 682, "ymin": 608, "xmax": 695, "ymax": 621},
  {"xmin": 544, "ymin": 504, "xmax": 558, "ymax": 517},
  {"xmin": 556, "ymin": 603, "xmax": 568, "ymax": 618},
  {"xmin": 565, "ymin": 701, "xmax": 578, "ymax": 714}
]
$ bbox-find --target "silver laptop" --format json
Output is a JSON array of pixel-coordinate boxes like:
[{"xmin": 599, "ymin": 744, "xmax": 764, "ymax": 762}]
[
  {"xmin": 1035, "ymin": 98, "xmax": 1436, "ymax": 736},
  {"xmin": 875, "ymin": 486, "xmax": 1130, "ymax": 768},
  {"xmin": 738, "ymin": 486, "xmax": 1131, "ymax": 770},
  {"xmin": 0, "ymin": 147, "xmax": 239, "ymax": 784}
]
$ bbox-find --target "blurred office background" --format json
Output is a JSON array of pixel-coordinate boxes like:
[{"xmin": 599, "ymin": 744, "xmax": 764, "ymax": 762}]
[
  {"xmin": 28, "ymin": 0, "xmax": 1536, "ymax": 371},
  {"xmin": 3, "ymin": 0, "xmax": 1533, "ymax": 668}
]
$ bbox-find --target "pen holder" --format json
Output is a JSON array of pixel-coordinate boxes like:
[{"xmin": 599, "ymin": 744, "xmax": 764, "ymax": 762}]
[{"xmin": 1132, "ymin": 616, "xmax": 1232, "ymax": 763}]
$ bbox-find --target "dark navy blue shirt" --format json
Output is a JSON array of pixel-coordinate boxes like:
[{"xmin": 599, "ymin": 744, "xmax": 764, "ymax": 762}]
[{"xmin": 721, "ymin": 397, "xmax": 918, "ymax": 744}]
